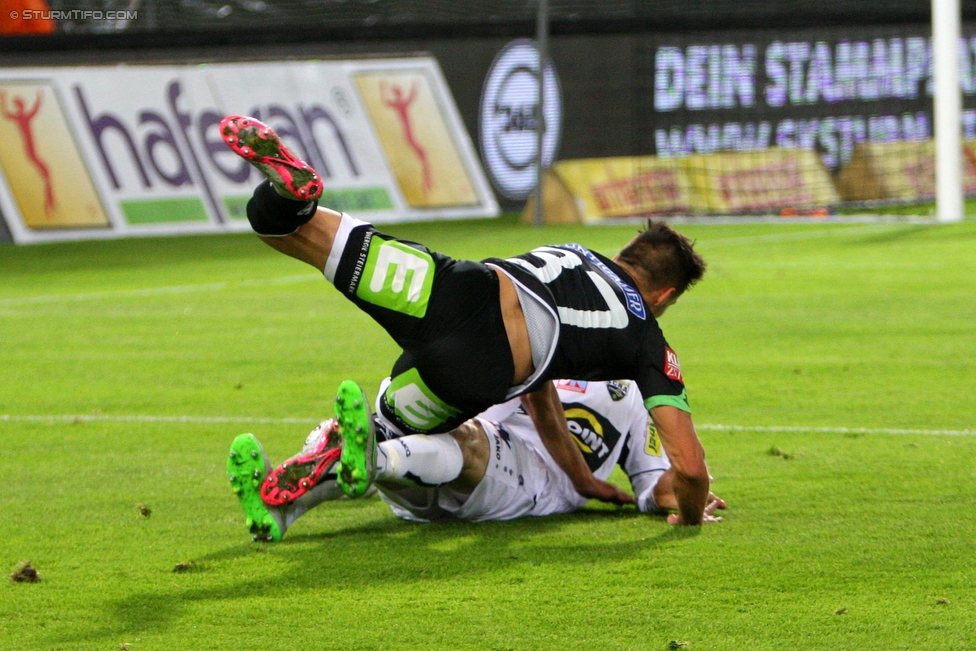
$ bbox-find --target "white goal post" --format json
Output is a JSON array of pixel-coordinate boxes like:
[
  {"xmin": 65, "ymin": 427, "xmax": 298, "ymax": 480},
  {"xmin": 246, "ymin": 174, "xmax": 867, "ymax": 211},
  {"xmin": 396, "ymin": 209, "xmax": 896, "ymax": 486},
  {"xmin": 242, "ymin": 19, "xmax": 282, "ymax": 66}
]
[{"xmin": 933, "ymin": 0, "xmax": 965, "ymax": 222}]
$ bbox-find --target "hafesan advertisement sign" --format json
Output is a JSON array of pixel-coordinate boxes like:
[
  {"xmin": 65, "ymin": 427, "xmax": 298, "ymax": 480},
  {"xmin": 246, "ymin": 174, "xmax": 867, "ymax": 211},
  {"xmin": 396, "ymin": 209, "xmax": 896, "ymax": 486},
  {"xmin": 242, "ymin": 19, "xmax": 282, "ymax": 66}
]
[{"xmin": 0, "ymin": 56, "xmax": 498, "ymax": 244}]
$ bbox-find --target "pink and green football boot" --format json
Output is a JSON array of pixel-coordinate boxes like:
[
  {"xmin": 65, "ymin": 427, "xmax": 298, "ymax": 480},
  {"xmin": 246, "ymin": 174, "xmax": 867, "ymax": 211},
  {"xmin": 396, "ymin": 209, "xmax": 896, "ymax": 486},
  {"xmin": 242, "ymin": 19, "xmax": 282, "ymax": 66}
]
[
  {"xmin": 261, "ymin": 419, "xmax": 343, "ymax": 507},
  {"xmin": 220, "ymin": 115, "xmax": 323, "ymax": 201}
]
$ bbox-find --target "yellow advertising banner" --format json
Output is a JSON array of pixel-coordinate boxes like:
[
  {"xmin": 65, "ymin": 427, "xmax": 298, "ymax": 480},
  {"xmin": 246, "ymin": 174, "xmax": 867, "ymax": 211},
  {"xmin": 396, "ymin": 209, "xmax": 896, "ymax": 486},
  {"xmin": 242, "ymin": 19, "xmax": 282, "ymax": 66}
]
[
  {"xmin": 682, "ymin": 150, "xmax": 839, "ymax": 214},
  {"xmin": 0, "ymin": 81, "xmax": 108, "ymax": 229},
  {"xmin": 552, "ymin": 157, "xmax": 691, "ymax": 218},
  {"xmin": 550, "ymin": 149, "xmax": 839, "ymax": 221},
  {"xmin": 835, "ymin": 140, "xmax": 976, "ymax": 202},
  {"xmin": 354, "ymin": 71, "xmax": 479, "ymax": 209}
]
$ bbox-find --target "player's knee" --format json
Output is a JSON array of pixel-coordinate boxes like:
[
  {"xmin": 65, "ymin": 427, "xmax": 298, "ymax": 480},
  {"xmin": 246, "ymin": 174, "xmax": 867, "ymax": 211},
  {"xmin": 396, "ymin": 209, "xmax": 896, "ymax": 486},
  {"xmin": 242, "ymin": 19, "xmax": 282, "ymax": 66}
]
[
  {"xmin": 246, "ymin": 179, "xmax": 318, "ymax": 236},
  {"xmin": 450, "ymin": 419, "xmax": 489, "ymax": 484}
]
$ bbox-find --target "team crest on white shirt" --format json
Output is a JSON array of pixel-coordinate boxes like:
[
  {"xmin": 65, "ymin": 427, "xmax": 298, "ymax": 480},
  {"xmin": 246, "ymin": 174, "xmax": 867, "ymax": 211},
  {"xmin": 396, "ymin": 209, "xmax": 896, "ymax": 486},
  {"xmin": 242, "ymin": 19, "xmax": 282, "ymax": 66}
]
[{"xmin": 605, "ymin": 380, "xmax": 630, "ymax": 401}]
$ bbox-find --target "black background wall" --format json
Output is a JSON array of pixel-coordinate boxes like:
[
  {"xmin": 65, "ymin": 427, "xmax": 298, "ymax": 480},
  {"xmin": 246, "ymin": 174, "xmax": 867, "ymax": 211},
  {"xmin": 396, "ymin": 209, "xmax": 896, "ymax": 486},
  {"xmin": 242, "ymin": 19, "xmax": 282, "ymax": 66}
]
[{"xmin": 2, "ymin": 1, "xmax": 973, "ymax": 212}]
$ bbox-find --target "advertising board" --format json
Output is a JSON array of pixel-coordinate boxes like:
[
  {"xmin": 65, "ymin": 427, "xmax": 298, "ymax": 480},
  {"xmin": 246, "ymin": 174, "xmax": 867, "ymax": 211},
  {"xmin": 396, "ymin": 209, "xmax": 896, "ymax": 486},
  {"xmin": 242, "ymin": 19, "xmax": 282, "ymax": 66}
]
[
  {"xmin": 0, "ymin": 56, "xmax": 498, "ymax": 244},
  {"xmin": 646, "ymin": 27, "xmax": 974, "ymax": 171},
  {"xmin": 479, "ymin": 39, "xmax": 562, "ymax": 201},
  {"xmin": 548, "ymin": 150, "xmax": 839, "ymax": 221}
]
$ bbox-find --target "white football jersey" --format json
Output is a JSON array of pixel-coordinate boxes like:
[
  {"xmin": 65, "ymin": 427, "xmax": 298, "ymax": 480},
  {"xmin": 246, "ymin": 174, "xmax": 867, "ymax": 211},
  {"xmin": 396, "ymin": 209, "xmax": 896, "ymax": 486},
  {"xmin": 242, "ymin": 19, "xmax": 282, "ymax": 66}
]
[{"xmin": 479, "ymin": 379, "xmax": 671, "ymax": 513}]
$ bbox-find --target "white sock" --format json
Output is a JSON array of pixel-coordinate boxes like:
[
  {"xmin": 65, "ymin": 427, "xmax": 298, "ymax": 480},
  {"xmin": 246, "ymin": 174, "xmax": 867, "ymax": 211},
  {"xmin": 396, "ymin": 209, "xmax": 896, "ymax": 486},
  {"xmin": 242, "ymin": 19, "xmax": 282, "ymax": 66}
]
[{"xmin": 376, "ymin": 434, "xmax": 464, "ymax": 487}]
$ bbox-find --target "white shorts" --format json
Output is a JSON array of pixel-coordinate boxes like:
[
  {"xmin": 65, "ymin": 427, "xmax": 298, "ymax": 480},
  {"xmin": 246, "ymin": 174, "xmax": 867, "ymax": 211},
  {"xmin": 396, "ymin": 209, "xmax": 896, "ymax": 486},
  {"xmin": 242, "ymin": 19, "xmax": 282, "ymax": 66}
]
[{"xmin": 378, "ymin": 419, "xmax": 583, "ymax": 522}]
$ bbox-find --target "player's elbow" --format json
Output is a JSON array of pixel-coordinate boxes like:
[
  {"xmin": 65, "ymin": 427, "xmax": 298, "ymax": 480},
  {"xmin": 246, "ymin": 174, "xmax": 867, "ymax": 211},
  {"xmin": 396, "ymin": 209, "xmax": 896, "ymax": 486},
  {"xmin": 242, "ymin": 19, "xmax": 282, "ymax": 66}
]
[{"xmin": 673, "ymin": 457, "xmax": 709, "ymax": 489}]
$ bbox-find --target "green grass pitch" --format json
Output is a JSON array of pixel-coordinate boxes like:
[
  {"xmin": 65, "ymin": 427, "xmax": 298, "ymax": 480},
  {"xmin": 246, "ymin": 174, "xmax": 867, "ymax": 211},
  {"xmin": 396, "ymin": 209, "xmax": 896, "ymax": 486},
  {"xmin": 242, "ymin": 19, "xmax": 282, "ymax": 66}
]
[{"xmin": 1, "ymin": 216, "xmax": 974, "ymax": 650}]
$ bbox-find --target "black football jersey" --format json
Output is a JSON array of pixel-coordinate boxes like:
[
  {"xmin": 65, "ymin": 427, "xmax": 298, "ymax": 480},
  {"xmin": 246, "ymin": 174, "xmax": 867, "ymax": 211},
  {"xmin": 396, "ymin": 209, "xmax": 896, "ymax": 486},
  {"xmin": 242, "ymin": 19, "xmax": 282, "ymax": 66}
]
[{"xmin": 485, "ymin": 244, "xmax": 690, "ymax": 411}]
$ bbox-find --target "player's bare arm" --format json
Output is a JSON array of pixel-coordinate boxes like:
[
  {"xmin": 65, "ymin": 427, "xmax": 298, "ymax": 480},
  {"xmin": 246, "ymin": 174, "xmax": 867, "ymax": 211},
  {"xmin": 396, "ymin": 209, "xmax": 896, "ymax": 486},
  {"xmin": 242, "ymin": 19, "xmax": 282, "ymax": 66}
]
[
  {"xmin": 652, "ymin": 469, "xmax": 727, "ymax": 524},
  {"xmin": 521, "ymin": 382, "xmax": 634, "ymax": 505},
  {"xmin": 649, "ymin": 405, "xmax": 710, "ymax": 524}
]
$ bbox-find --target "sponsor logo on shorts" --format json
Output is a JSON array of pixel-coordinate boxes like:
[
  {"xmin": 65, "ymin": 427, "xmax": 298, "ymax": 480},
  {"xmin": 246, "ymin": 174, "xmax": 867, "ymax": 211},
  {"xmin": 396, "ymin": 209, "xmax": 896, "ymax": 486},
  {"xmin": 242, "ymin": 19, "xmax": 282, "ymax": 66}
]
[
  {"xmin": 348, "ymin": 230, "xmax": 373, "ymax": 294},
  {"xmin": 357, "ymin": 238, "xmax": 434, "ymax": 317},
  {"xmin": 664, "ymin": 346, "xmax": 683, "ymax": 383},
  {"xmin": 385, "ymin": 368, "xmax": 461, "ymax": 431},
  {"xmin": 606, "ymin": 380, "xmax": 630, "ymax": 401},
  {"xmin": 556, "ymin": 379, "xmax": 588, "ymax": 393},
  {"xmin": 397, "ymin": 439, "xmax": 412, "ymax": 457},
  {"xmin": 497, "ymin": 423, "xmax": 513, "ymax": 448}
]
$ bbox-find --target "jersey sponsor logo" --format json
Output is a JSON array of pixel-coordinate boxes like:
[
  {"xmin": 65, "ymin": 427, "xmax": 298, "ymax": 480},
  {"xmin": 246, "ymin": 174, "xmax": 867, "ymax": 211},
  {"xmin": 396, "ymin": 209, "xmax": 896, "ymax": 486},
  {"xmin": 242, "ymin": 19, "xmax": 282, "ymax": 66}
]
[
  {"xmin": 664, "ymin": 346, "xmax": 683, "ymax": 382},
  {"xmin": 556, "ymin": 379, "xmax": 588, "ymax": 393},
  {"xmin": 606, "ymin": 380, "xmax": 630, "ymax": 401},
  {"xmin": 563, "ymin": 404, "xmax": 622, "ymax": 472},
  {"xmin": 645, "ymin": 422, "xmax": 662, "ymax": 457},
  {"xmin": 556, "ymin": 243, "xmax": 646, "ymax": 320}
]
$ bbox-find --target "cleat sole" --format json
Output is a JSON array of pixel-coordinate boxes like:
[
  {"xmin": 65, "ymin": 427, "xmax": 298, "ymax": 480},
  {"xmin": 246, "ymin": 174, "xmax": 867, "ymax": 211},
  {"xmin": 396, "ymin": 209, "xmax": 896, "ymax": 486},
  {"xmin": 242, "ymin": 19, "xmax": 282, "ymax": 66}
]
[
  {"xmin": 261, "ymin": 419, "xmax": 342, "ymax": 507},
  {"xmin": 220, "ymin": 115, "xmax": 323, "ymax": 201},
  {"xmin": 335, "ymin": 380, "xmax": 376, "ymax": 498},
  {"xmin": 227, "ymin": 434, "xmax": 282, "ymax": 543}
]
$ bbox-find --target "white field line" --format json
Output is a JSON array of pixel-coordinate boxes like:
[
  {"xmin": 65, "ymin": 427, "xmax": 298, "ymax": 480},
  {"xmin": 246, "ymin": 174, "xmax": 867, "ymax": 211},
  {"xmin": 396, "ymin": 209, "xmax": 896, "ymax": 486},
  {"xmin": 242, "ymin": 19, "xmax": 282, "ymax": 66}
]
[
  {"xmin": 0, "ymin": 414, "xmax": 972, "ymax": 436},
  {"xmin": 0, "ymin": 274, "xmax": 322, "ymax": 307},
  {"xmin": 698, "ymin": 424, "xmax": 976, "ymax": 436},
  {"xmin": 0, "ymin": 414, "xmax": 318, "ymax": 425}
]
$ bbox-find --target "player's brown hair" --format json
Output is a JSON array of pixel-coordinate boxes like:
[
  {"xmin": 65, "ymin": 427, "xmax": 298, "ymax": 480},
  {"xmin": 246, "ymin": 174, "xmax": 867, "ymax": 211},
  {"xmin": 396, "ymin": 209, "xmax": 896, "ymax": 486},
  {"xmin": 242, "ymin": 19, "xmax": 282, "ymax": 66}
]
[{"xmin": 616, "ymin": 220, "xmax": 706, "ymax": 295}]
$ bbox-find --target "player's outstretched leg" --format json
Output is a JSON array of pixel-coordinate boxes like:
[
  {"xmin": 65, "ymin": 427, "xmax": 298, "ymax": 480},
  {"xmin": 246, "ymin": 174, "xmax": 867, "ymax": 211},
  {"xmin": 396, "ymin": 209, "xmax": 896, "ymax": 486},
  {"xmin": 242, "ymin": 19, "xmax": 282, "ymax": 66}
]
[
  {"xmin": 262, "ymin": 419, "xmax": 343, "ymax": 506},
  {"xmin": 220, "ymin": 115, "xmax": 323, "ymax": 201},
  {"xmin": 334, "ymin": 380, "xmax": 377, "ymax": 498},
  {"xmin": 227, "ymin": 434, "xmax": 285, "ymax": 542}
]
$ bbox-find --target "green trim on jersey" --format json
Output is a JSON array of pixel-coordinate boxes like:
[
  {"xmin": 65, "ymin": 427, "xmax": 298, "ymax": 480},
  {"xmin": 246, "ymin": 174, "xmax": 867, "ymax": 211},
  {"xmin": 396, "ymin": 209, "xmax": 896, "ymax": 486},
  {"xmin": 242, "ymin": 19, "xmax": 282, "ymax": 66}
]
[
  {"xmin": 385, "ymin": 368, "xmax": 462, "ymax": 431},
  {"xmin": 356, "ymin": 239, "xmax": 434, "ymax": 317},
  {"xmin": 644, "ymin": 389, "xmax": 691, "ymax": 413}
]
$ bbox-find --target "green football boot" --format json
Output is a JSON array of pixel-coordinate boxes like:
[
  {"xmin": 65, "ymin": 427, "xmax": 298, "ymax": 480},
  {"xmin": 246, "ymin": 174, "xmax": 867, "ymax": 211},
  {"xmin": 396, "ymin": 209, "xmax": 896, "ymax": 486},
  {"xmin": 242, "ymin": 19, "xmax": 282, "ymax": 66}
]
[
  {"xmin": 334, "ymin": 380, "xmax": 377, "ymax": 498},
  {"xmin": 227, "ymin": 433, "xmax": 284, "ymax": 542}
]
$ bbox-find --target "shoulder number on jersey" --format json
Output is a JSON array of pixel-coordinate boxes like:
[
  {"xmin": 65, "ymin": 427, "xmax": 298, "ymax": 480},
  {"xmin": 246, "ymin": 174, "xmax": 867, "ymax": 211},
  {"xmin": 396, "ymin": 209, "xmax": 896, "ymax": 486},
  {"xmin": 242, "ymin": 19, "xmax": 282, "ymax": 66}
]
[{"xmin": 508, "ymin": 246, "xmax": 629, "ymax": 329}]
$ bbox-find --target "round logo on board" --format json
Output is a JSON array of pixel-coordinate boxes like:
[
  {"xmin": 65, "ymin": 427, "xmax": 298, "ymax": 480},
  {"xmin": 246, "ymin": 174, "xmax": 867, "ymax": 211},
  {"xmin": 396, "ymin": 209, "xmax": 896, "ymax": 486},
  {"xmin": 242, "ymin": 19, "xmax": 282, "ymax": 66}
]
[{"xmin": 479, "ymin": 39, "xmax": 562, "ymax": 201}]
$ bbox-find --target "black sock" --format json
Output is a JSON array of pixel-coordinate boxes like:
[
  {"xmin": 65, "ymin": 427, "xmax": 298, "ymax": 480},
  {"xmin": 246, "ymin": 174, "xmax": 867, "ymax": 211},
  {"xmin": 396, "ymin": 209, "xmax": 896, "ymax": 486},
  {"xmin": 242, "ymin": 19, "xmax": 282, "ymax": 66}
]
[{"xmin": 246, "ymin": 180, "xmax": 319, "ymax": 236}]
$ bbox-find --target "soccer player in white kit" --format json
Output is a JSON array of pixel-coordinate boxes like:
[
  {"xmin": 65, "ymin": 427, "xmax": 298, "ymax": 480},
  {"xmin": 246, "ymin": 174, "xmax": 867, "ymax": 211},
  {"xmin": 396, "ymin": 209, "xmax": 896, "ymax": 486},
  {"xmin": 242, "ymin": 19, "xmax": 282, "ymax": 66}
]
[
  {"xmin": 379, "ymin": 378, "xmax": 684, "ymax": 523},
  {"xmin": 228, "ymin": 379, "xmax": 725, "ymax": 540}
]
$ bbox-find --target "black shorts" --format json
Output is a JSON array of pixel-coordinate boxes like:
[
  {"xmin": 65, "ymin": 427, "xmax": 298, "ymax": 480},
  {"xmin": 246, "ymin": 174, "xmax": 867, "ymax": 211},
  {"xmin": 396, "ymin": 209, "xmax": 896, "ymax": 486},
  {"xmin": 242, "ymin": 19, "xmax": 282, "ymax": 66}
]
[{"xmin": 331, "ymin": 223, "xmax": 515, "ymax": 434}]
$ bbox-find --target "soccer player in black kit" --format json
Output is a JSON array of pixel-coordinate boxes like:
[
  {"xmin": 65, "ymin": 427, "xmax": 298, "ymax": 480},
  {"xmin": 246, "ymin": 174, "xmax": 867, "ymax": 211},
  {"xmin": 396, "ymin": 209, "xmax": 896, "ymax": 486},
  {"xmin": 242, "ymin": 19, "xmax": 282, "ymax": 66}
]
[{"xmin": 221, "ymin": 115, "xmax": 711, "ymax": 533}]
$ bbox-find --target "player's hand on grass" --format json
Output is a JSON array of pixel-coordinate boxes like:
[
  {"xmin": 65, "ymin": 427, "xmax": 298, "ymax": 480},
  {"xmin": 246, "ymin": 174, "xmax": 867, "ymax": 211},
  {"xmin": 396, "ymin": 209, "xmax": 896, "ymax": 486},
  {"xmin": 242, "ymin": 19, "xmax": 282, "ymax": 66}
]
[
  {"xmin": 666, "ymin": 492, "xmax": 727, "ymax": 525},
  {"xmin": 579, "ymin": 478, "xmax": 635, "ymax": 505}
]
